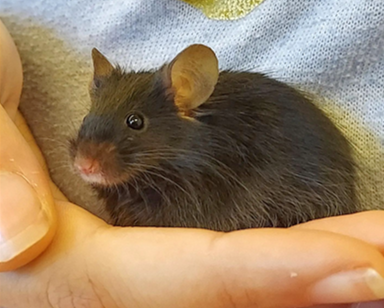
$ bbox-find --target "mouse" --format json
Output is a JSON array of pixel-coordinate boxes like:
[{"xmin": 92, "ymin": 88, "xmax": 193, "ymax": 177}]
[{"xmin": 69, "ymin": 44, "xmax": 359, "ymax": 231}]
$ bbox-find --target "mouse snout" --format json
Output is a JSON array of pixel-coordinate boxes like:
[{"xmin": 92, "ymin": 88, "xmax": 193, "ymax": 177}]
[
  {"xmin": 72, "ymin": 140, "xmax": 119, "ymax": 185},
  {"xmin": 74, "ymin": 156, "xmax": 100, "ymax": 175}
]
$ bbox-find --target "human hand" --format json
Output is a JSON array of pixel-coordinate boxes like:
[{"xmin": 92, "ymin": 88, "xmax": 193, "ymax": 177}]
[{"xmin": 1, "ymin": 19, "xmax": 384, "ymax": 308}]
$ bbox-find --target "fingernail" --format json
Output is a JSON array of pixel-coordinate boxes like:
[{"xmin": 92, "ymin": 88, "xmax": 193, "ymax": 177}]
[
  {"xmin": 0, "ymin": 172, "xmax": 49, "ymax": 262},
  {"xmin": 311, "ymin": 268, "xmax": 384, "ymax": 303}
]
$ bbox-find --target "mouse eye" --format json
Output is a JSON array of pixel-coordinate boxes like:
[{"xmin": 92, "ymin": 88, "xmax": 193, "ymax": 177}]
[{"xmin": 126, "ymin": 114, "xmax": 144, "ymax": 130}]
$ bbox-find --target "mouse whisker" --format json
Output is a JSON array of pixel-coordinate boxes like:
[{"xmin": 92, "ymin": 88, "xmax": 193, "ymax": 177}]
[{"xmin": 126, "ymin": 162, "xmax": 200, "ymax": 206}]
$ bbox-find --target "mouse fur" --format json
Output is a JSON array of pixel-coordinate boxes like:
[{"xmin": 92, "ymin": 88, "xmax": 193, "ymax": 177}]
[{"xmin": 69, "ymin": 45, "xmax": 359, "ymax": 231}]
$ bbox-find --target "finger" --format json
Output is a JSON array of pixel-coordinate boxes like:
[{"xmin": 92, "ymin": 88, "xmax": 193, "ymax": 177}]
[
  {"xmin": 14, "ymin": 110, "xmax": 68, "ymax": 202},
  {"xmin": 0, "ymin": 19, "xmax": 23, "ymax": 120},
  {"xmin": 0, "ymin": 105, "xmax": 57, "ymax": 271},
  {"xmin": 293, "ymin": 211, "xmax": 384, "ymax": 254},
  {"xmin": 310, "ymin": 300, "xmax": 384, "ymax": 308},
  {"xmin": 88, "ymin": 227, "xmax": 384, "ymax": 308},
  {"xmin": 212, "ymin": 229, "xmax": 384, "ymax": 307}
]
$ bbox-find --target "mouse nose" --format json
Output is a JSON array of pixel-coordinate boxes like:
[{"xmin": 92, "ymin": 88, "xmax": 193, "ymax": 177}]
[{"xmin": 74, "ymin": 157, "xmax": 100, "ymax": 175}]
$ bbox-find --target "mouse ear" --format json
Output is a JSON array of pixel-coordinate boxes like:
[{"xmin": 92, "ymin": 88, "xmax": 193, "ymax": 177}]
[
  {"xmin": 164, "ymin": 44, "xmax": 219, "ymax": 113},
  {"xmin": 91, "ymin": 48, "xmax": 114, "ymax": 85}
]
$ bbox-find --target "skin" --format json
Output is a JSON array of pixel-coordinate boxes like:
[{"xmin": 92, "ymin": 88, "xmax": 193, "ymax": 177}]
[{"xmin": 1, "ymin": 19, "xmax": 384, "ymax": 308}]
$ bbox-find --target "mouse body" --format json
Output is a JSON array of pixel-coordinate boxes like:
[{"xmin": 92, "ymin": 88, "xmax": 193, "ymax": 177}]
[{"xmin": 69, "ymin": 44, "xmax": 358, "ymax": 231}]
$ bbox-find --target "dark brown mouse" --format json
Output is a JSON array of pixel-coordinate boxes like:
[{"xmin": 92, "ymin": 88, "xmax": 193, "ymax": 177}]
[{"xmin": 69, "ymin": 44, "xmax": 359, "ymax": 231}]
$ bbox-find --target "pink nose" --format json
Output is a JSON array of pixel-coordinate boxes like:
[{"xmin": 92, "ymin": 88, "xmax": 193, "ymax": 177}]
[{"xmin": 74, "ymin": 157, "xmax": 100, "ymax": 175}]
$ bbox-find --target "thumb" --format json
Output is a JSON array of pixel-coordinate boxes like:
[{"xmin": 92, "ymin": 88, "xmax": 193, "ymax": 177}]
[
  {"xmin": 0, "ymin": 19, "xmax": 23, "ymax": 120},
  {"xmin": 0, "ymin": 105, "xmax": 57, "ymax": 271}
]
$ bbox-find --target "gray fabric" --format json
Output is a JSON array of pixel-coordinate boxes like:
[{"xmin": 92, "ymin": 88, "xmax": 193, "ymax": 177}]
[{"xmin": 1, "ymin": 0, "xmax": 383, "ymax": 214}]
